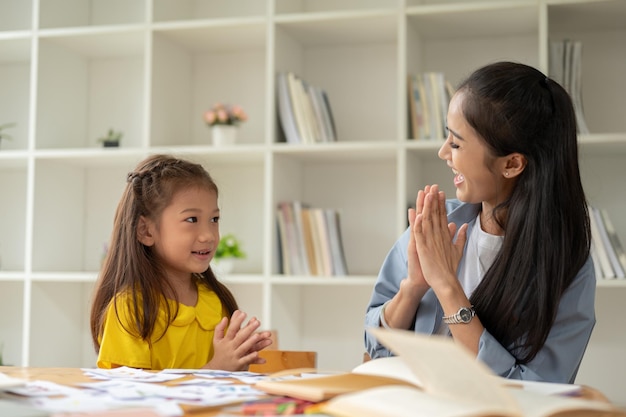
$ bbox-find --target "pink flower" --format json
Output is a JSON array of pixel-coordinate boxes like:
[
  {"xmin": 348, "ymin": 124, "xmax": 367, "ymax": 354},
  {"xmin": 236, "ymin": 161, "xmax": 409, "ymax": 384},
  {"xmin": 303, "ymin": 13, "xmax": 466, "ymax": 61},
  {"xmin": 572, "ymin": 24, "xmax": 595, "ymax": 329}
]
[
  {"xmin": 203, "ymin": 103, "xmax": 248, "ymax": 126},
  {"xmin": 231, "ymin": 105, "xmax": 248, "ymax": 122},
  {"xmin": 216, "ymin": 109, "xmax": 229, "ymax": 123},
  {"xmin": 203, "ymin": 110, "xmax": 216, "ymax": 125}
]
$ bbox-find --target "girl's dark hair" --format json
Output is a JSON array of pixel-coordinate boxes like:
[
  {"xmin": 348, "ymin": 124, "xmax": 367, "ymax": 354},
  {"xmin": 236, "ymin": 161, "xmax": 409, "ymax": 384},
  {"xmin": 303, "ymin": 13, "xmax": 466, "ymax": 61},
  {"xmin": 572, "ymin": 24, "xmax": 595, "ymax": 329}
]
[
  {"xmin": 460, "ymin": 62, "xmax": 591, "ymax": 364},
  {"xmin": 90, "ymin": 154, "xmax": 239, "ymax": 352}
]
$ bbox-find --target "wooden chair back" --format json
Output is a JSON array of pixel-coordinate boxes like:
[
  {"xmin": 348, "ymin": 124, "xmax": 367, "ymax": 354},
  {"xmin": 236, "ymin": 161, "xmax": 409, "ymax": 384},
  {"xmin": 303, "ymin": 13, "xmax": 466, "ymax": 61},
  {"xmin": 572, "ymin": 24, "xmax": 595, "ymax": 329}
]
[
  {"xmin": 249, "ymin": 350, "xmax": 317, "ymax": 374},
  {"xmin": 248, "ymin": 330, "xmax": 316, "ymax": 373}
]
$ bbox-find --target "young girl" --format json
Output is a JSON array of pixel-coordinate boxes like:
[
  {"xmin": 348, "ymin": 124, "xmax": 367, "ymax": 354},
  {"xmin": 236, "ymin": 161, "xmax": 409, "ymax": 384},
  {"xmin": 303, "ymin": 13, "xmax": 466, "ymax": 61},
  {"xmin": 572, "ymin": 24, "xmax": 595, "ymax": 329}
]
[
  {"xmin": 365, "ymin": 62, "xmax": 595, "ymax": 383},
  {"xmin": 90, "ymin": 154, "xmax": 272, "ymax": 370}
]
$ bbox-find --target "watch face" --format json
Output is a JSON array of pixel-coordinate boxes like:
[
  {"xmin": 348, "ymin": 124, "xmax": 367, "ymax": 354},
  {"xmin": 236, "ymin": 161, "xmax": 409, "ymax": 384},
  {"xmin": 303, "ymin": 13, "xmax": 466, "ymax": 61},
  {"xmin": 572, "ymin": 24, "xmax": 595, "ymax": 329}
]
[{"xmin": 459, "ymin": 308, "xmax": 472, "ymax": 323}]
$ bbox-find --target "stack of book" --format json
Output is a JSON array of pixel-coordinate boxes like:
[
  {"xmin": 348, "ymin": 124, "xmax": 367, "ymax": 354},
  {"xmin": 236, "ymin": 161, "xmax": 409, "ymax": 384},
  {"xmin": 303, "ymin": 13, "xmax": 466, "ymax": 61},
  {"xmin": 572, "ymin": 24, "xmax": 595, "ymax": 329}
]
[
  {"xmin": 276, "ymin": 201, "xmax": 348, "ymax": 276},
  {"xmin": 276, "ymin": 72, "xmax": 337, "ymax": 144},
  {"xmin": 549, "ymin": 39, "xmax": 589, "ymax": 134},
  {"xmin": 407, "ymin": 72, "xmax": 455, "ymax": 140},
  {"xmin": 588, "ymin": 205, "xmax": 626, "ymax": 279}
]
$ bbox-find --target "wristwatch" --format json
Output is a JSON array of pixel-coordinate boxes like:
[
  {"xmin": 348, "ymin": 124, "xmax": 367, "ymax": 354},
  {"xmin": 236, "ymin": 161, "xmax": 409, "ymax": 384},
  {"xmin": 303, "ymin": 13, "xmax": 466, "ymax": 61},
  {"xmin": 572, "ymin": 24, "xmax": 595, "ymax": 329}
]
[{"xmin": 442, "ymin": 306, "xmax": 475, "ymax": 324}]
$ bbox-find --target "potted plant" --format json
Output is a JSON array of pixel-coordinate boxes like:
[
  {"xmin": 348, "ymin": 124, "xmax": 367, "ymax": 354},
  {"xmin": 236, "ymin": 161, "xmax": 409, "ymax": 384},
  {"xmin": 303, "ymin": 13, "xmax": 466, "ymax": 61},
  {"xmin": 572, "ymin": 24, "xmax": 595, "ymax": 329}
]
[
  {"xmin": 98, "ymin": 128, "xmax": 123, "ymax": 147},
  {"xmin": 203, "ymin": 103, "xmax": 247, "ymax": 146},
  {"xmin": 0, "ymin": 122, "xmax": 16, "ymax": 149},
  {"xmin": 212, "ymin": 233, "xmax": 246, "ymax": 274}
]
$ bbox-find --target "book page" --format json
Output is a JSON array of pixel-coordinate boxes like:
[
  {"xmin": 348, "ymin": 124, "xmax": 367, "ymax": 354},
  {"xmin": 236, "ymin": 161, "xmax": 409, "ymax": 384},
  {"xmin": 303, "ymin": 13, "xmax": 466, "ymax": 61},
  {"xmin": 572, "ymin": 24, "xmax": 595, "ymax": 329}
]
[
  {"xmin": 509, "ymin": 388, "xmax": 620, "ymax": 417},
  {"xmin": 367, "ymin": 327, "xmax": 518, "ymax": 410},
  {"xmin": 506, "ymin": 380, "xmax": 582, "ymax": 397},
  {"xmin": 352, "ymin": 356, "xmax": 422, "ymax": 387},
  {"xmin": 255, "ymin": 372, "xmax": 416, "ymax": 402},
  {"xmin": 322, "ymin": 385, "xmax": 518, "ymax": 417}
]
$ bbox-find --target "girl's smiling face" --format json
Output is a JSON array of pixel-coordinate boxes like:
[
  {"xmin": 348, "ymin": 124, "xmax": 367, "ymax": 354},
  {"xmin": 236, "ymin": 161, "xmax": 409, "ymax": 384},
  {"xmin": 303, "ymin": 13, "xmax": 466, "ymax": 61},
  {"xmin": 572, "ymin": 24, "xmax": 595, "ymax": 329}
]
[
  {"xmin": 438, "ymin": 90, "xmax": 512, "ymax": 212},
  {"xmin": 141, "ymin": 186, "xmax": 220, "ymax": 283}
]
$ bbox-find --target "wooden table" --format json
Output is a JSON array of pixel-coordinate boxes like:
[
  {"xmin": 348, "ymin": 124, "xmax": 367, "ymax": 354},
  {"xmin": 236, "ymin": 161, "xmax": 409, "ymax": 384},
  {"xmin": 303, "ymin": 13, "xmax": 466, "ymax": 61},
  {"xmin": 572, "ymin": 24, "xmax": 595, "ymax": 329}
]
[{"xmin": 1, "ymin": 366, "xmax": 621, "ymax": 417}]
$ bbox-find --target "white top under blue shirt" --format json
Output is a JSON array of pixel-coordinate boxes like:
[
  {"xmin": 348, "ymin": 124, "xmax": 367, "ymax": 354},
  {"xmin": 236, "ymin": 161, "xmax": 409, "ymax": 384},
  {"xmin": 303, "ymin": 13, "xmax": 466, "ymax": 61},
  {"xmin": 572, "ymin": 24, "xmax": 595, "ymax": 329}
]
[{"xmin": 364, "ymin": 200, "xmax": 596, "ymax": 383}]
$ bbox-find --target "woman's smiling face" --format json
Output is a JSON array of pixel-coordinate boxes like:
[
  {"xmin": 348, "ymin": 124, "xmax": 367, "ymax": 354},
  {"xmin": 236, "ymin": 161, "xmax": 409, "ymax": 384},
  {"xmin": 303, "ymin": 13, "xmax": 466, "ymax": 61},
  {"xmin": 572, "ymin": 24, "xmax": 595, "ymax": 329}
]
[{"xmin": 438, "ymin": 90, "xmax": 510, "ymax": 210}]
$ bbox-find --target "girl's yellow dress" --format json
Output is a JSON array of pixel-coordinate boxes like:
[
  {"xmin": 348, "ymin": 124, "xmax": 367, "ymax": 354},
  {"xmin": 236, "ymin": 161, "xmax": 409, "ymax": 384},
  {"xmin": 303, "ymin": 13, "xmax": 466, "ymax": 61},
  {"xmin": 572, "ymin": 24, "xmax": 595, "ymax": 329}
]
[{"xmin": 97, "ymin": 282, "xmax": 223, "ymax": 369}]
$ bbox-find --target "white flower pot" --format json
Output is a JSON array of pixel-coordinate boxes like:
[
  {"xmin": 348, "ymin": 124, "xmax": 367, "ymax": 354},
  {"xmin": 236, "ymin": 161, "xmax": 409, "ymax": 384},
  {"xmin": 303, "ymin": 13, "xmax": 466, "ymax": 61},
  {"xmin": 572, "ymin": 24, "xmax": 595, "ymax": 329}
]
[
  {"xmin": 211, "ymin": 125, "xmax": 237, "ymax": 146},
  {"xmin": 211, "ymin": 258, "xmax": 235, "ymax": 275}
]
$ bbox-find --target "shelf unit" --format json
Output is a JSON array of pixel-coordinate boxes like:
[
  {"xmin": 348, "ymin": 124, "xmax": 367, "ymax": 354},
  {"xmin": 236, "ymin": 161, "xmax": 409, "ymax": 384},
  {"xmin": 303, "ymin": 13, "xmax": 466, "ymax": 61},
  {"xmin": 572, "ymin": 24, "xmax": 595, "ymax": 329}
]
[{"xmin": 0, "ymin": 0, "xmax": 625, "ymax": 405}]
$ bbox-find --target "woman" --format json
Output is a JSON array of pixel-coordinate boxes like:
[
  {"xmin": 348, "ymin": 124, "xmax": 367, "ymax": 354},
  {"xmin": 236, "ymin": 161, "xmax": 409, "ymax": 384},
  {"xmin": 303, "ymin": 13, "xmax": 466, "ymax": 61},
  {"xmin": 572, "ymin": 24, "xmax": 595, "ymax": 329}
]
[{"xmin": 364, "ymin": 62, "xmax": 595, "ymax": 383}]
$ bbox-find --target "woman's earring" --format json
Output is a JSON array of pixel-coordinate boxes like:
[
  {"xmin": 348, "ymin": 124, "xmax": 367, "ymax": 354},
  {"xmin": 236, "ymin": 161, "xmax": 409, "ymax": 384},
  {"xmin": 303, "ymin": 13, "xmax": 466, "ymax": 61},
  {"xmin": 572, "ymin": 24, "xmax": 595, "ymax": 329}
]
[{"xmin": 504, "ymin": 171, "xmax": 509, "ymax": 177}]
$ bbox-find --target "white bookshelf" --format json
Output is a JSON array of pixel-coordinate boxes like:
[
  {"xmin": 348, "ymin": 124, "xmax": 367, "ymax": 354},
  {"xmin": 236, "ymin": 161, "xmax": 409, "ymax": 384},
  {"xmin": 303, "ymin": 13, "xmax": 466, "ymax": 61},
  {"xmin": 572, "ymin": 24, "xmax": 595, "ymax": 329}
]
[{"xmin": 0, "ymin": 0, "xmax": 625, "ymax": 405}]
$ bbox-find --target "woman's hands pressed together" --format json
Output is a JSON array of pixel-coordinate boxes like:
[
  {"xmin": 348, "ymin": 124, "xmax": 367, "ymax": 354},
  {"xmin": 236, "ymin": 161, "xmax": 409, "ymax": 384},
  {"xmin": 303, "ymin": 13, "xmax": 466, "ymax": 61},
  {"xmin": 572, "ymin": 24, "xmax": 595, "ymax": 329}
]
[
  {"xmin": 412, "ymin": 185, "xmax": 482, "ymax": 354},
  {"xmin": 205, "ymin": 310, "xmax": 273, "ymax": 371},
  {"xmin": 406, "ymin": 185, "xmax": 430, "ymax": 292},
  {"xmin": 378, "ymin": 186, "xmax": 456, "ymax": 331},
  {"xmin": 412, "ymin": 184, "xmax": 467, "ymax": 294}
]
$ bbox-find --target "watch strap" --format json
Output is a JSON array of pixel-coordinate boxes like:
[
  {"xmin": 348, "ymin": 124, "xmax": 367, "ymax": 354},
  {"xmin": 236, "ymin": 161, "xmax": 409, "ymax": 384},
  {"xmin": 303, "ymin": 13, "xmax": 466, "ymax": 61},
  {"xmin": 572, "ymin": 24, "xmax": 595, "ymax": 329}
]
[
  {"xmin": 379, "ymin": 300, "xmax": 392, "ymax": 329},
  {"xmin": 442, "ymin": 306, "xmax": 475, "ymax": 324}
]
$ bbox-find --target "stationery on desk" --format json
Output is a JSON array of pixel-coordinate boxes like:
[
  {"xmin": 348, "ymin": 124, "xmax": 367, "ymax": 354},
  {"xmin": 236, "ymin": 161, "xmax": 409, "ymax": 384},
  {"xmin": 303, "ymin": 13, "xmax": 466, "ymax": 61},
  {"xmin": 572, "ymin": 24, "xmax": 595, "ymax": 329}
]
[{"xmin": 0, "ymin": 367, "xmax": 267, "ymax": 417}]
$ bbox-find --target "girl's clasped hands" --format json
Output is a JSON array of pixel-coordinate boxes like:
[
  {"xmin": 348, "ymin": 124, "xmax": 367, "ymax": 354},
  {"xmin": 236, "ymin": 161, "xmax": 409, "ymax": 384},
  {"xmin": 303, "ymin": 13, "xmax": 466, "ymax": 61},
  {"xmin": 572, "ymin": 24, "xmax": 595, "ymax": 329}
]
[{"xmin": 206, "ymin": 310, "xmax": 273, "ymax": 371}]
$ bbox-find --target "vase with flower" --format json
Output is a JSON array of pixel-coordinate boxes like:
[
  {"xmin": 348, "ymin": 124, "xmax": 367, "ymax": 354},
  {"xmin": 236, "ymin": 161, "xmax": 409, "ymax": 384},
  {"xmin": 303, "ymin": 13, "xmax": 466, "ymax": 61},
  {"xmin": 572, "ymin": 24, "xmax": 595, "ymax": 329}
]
[{"xmin": 203, "ymin": 103, "xmax": 247, "ymax": 146}]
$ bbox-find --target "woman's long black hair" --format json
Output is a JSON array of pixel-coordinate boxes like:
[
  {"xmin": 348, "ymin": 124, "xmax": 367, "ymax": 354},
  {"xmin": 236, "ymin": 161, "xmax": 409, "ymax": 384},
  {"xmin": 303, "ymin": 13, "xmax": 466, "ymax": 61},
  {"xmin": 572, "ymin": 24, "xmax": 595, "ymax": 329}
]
[{"xmin": 462, "ymin": 62, "xmax": 591, "ymax": 363}]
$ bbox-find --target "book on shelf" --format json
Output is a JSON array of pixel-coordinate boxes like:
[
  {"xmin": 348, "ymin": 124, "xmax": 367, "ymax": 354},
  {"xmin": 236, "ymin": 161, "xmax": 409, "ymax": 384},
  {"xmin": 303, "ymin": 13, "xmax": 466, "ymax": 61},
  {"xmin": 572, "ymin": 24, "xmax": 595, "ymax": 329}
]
[
  {"xmin": 291, "ymin": 200, "xmax": 311, "ymax": 275},
  {"xmin": 588, "ymin": 204, "xmax": 616, "ymax": 279},
  {"xmin": 589, "ymin": 205, "xmax": 626, "ymax": 279},
  {"xmin": 299, "ymin": 78, "xmax": 323, "ymax": 143},
  {"xmin": 433, "ymin": 72, "xmax": 453, "ymax": 139},
  {"xmin": 324, "ymin": 208, "xmax": 349, "ymax": 276},
  {"xmin": 312, "ymin": 208, "xmax": 333, "ymax": 276},
  {"xmin": 285, "ymin": 72, "xmax": 314, "ymax": 144},
  {"xmin": 301, "ymin": 207, "xmax": 325, "ymax": 276},
  {"xmin": 308, "ymin": 85, "xmax": 337, "ymax": 143},
  {"xmin": 276, "ymin": 202, "xmax": 348, "ymax": 276},
  {"xmin": 307, "ymin": 84, "xmax": 327, "ymax": 142},
  {"xmin": 319, "ymin": 88, "xmax": 337, "ymax": 141},
  {"xmin": 407, "ymin": 71, "xmax": 452, "ymax": 140},
  {"xmin": 257, "ymin": 327, "xmax": 624, "ymax": 417},
  {"xmin": 599, "ymin": 208, "xmax": 626, "ymax": 276},
  {"xmin": 276, "ymin": 72, "xmax": 302, "ymax": 144},
  {"xmin": 275, "ymin": 207, "xmax": 291, "ymax": 275},
  {"xmin": 300, "ymin": 208, "xmax": 320, "ymax": 276},
  {"xmin": 277, "ymin": 72, "xmax": 336, "ymax": 144},
  {"xmin": 589, "ymin": 237, "xmax": 605, "ymax": 281},
  {"xmin": 407, "ymin": 74, "xmax": 419, "ymax": 140},
  {"xmin": 549, "ymin": 39, "xmax": 589, "ymax": 134},
  {"xmin": 276, "ymin": 201, "xmax": 307, "ymax": 275},
  {"xmin": 424, "ymin": 73, "xmax": 443, "ymax": 140}
]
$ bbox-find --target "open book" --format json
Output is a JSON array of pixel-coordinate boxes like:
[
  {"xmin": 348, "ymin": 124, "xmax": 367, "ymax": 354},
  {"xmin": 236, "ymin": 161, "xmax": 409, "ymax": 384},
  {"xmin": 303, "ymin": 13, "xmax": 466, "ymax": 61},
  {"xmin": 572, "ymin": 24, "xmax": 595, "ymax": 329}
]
[
  {"xmin": 256, "ymin": 327, "xmax": 625, "ymax": 417},
  {"xmin": 254, "ymin": 361, "xmax": 416, "ymax": 402}
]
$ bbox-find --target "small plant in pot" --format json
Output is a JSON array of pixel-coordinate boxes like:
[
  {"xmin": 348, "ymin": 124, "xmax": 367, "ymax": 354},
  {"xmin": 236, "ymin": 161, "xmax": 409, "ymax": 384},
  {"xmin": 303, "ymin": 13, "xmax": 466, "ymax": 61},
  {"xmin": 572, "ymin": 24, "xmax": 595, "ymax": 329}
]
[
  {"xmin": 212, "ymin": 233, "xmax": 246, "ymax": 274},
  {"xmin": 98, "ymin": 128, "xmax": 123, "ymax": 147}
]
